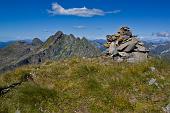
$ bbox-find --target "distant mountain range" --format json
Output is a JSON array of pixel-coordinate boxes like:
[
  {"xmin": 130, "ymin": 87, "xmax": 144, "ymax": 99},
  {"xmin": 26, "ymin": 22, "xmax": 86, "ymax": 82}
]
[
  {"xmin": 144, "ymin": 41, "xmax": 170, "ymax": 58},
  {"xmin": 0, "ymin": 31, "xmax": 101, "ymax": 73},
  {"xmin": 0, "ymin": 39, "xmax": 32, "ymax": 48},
  {"xmin": 1, "ymin": 34, "xmax": 170, "ymax": 73},
  {"xmin": 1, "ymin": 38, "xmax": 170, "ymax": 58}
]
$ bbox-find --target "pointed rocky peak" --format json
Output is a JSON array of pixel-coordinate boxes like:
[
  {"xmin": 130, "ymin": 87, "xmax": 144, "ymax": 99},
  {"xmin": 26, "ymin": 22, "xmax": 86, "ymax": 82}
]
[
  {"xmin": 54, "ymin": 31, "xmax": 64, "ymax": 38},
  {"xmin": 81, "ymin": 37, "xmax": 88, "ymax": 42},
  {"xmin": 77, "ymin": 37, "xmax": 81, "ymax": 40},
  {"xmin": 82, "ymin": 37, "xmax": 87, "ymax": 39},
  {"xmin": 32, "ymin": 38, "xmax": 43, "ymax": 46},
  {"xmin": 43, "ymin": 31, "xmax": 64, "ymax": 48},
  {"xmin": 69, "ymin": 34, "xmax": 76, "ymax": 39}
]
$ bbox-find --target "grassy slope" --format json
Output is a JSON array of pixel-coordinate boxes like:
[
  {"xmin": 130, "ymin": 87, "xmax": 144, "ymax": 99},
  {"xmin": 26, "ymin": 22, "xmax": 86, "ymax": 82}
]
[{"xmin": 0, "ymin": 58, "xmax": 170, "ymax": 113}]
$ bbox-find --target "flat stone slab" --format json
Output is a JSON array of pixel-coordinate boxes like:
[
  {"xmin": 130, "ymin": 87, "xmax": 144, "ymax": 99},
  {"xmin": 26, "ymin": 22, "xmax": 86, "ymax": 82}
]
[
  {"xmin": 118, "ymin": 52, "xmax": 130, "ymax": 57},
  {"xmin": 136, "ymin": 44, "xmax": 149, "ymax": 52},
  {"xmin": 127, "ymin": 52, "xmax": 148, "ymax": 62},
  {"xmin": 117, "ymin": 39, "xmax": 138, "ymax": 52}
]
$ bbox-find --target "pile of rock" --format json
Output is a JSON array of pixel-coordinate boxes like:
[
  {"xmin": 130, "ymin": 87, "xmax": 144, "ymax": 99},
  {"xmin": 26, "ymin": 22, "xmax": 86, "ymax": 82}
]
[{"xmin": 104, "ymin": 27, "xmax": 149, "ymax": 62}]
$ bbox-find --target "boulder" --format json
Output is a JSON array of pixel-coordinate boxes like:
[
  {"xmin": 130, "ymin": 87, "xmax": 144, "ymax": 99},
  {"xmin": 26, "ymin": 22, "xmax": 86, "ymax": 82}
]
[
  {"xmin": 124, "ymin": 42, "xmax": 137, "ymax": 52},
  {"xmin": 127, "ymin": 52, "xmax": 148, "ymax": 62},
  {"xmin": 136, "ymin": 44, "xmax": 149, "ymax": 52},
  {"xmin": 117, "ymin": 42, "xmax": 129, "ymax": 51},
  {"xmin": 117, "ymin": 38, "xmax": 138, "ymax": 52},
  {"xmin": 109, "ymin": 42, "xmax": 118, "ymax": 55},
  {"xmin": 118, "ymin": 52, "xmax": 130, "ymax": 57}
]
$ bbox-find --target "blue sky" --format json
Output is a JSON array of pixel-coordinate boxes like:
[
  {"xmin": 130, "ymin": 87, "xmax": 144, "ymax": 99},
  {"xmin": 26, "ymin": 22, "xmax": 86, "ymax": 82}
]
[{"xmin": 0, "ymin": 0, "xmax": 170, "ymax": 41}]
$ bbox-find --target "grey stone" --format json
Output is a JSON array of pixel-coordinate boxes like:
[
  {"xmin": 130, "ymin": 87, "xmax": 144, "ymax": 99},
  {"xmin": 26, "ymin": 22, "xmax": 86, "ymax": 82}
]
[
  {"xmin": 117, "ymin": 42, "xmax": 129, "ymax": 51},
  {"xmin": 109, "ymin": 42, "xmax": 118, "ymax": 55},
  {"xmin": 15, "ymin": 109, "xmax": 20, "ymax": 113},
  {"xmin": 118, "ymin": 52, "xmax": 130, "ymax": 57},
  {"xmin": 136, "ymin": 44, "xmax": 148, "ymax": 52},
  {"xmin": 129, "ymin": 96, "xmax": 138, "ymax": 104},
  {"xmin": 124, "ymin": 42, "xmax": 137, "ymax": 52},
  {"xmin": 126, "ymin": 58, "xmax": 136, "ymax": 63},
  {"xmin": 138, "ymin": 42, "xmax": 144, "ymax": 46},
  {"xmin": 127, "ymin": 52, "xmax": 148, "ymax": 62},
  {"xmin": 149, "ymin": 78, "xmax": 157, "ymax": 85},
  {"xmin": 166, "ymin": 104, "xmax": 170, "ymax": 113},
  {"xmin": 163, "ymin": 103, "xmax": 170, "ymax": 113},
  {"xmin": 149, "ymin": 67, "xmax": 156, "ymax": 72},
  {"xmin": 117, "ymin": 57, "xmax": 124, "ymax": 62},
  {"xmin": 117, "ymin": 39, "xmax": 138, "ymax": 52}
]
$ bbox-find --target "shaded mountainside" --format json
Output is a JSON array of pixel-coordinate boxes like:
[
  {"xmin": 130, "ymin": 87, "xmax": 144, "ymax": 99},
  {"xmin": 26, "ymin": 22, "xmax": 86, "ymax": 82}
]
[
  {"xmin": 0, "ymin": 41, "xmax": 35, "ymax": 68},
  {"xmin": 0, "ymin": 58, "xmax": 170, "ymax": 113},
  {"xmin": 144, "ymin": 41, "xmax": 170, "ymax": 59},
  {"xmin": 0, "ymin": 31, "xmax": 101, "ymax": 73}
]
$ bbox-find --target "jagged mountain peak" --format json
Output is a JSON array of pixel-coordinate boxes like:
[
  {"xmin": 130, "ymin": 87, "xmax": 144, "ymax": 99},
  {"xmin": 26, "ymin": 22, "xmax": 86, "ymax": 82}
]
[
  {"xmin": 32, "ymin": 38, "xmax": 43, "ymax": 46},
  {"xmin": 82, "ymin": 37, "xmax": 88, "ymax": 41},
  {"xmin": 43, "ymin": 31, "xmax": 65, "ymax": 48},
  {"xmin": 69, "ymin": 34, "xmax": 76, "ymax": 39},
  {"xmin": 54, "ymin": 31, "xmax": 64, "ymax": 37}
]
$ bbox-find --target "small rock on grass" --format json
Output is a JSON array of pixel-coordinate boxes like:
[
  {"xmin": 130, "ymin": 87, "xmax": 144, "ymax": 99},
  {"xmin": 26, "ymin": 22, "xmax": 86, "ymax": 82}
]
[
  {"xmin": 163, "ymin": 103, "xmax": 170, "ymax": 113},
  {"xmin": 149, "ymin": 67, "xmax": 156, "ymax": 72}
]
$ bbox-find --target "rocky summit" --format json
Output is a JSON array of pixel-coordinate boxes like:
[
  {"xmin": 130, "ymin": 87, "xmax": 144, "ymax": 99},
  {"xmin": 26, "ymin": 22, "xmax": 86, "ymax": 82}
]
[
  {"xmin": 0, "ymin": 31, "xmax": 101, "ymax": 73},
  {"xmin": 32, "ymin": 38, "xmax": 43, "ymax": 47},
  {"xmin": 104, "ymin": 27, "xmax": 149, "ymax": 62}
]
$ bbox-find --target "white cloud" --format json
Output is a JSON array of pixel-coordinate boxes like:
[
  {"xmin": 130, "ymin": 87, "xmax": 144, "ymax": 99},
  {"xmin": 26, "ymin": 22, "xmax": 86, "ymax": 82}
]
[
  {"xmin": 48, "ymin": 2, "xmax": 120, "ymax": 17},
  {"xmin": 152, "ymin": 32, "xmax": 170, "ymax": 38},
  {"xmin": 73, "ymin": 25, "xmax": 87, "ymax": 29}
]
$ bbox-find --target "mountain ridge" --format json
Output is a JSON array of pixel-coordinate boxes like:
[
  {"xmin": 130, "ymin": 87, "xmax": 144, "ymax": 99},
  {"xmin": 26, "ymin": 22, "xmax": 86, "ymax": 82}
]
[{"xmin": 0, "ymin": 31, "xmax": 101, "ymax": 73}]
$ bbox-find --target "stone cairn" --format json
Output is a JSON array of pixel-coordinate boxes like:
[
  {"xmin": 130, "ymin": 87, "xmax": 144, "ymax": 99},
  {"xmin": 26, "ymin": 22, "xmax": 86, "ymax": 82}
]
[{"xmin": 104, "ymin": 27, "xmax": 149, "ymax": 62}]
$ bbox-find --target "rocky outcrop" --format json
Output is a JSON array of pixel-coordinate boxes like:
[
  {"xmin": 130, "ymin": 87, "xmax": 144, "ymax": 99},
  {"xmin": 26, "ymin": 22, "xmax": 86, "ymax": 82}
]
[
  {"xmin": 104, "ymin": 27, "xmax": 149, "ymax": 62},
  {"xmin": 0, "ymin": 82, "xmax": 22, "ymax": 95},
  {"xmin": 0, "ymin": 31, "xmax": 101, "ymax": 73}
]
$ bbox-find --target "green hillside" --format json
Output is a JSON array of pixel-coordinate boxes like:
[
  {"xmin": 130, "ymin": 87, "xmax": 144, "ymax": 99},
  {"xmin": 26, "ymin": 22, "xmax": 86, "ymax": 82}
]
[{"xmin": 0, "ymin": 58, "xmax": 170, "ymax": 113}]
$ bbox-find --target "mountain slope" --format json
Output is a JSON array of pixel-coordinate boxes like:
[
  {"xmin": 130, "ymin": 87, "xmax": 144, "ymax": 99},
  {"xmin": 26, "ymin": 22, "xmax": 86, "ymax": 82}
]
[
  {"xmin": 151, "ymin": 41, "xmax": 170, "ymax": 57},
  {"xmin": 144, "ymin": 41, "xmax": 170, "ymax": 59},
  {"xmin": 0, "ymin": 41, "xmax": 35, "ymax": 68},
  {"xmin": 0, "ymin": 58, "xmax": 170, "ymax": 113}
]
